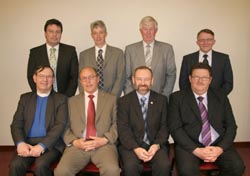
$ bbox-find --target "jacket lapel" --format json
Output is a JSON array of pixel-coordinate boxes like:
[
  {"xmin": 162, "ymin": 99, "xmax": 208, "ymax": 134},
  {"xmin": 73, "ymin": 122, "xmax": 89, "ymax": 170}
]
[
  {"xmin": 186, "ymin": 90, "xmax": 202, "ymax": 122},
  {"xmin": 103, "ymin": 45, "xmax": 111, "ymax": 68},
  {"xmin": 151, "ymin": 41, "xmax": 160, "ymax": 70},
  {"xmin": 96, "ymin": 91, "xmax": 105, "ymax": 122}
]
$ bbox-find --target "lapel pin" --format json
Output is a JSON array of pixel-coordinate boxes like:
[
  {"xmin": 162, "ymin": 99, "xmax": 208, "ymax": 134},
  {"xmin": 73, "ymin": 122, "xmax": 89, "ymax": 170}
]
[{"xmin": 150, "ymin": 101, "xmax": 153, "ymax": 104}]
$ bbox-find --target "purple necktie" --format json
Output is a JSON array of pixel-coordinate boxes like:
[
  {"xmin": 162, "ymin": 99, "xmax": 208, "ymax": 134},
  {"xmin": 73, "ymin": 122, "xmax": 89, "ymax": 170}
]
[{"xmin": 197, "ymin": 96, "xmax": 211, "ymax": 146}]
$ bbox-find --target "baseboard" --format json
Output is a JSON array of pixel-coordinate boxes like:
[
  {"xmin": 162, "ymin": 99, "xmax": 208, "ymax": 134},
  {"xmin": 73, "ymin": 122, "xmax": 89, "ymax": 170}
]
[{"xmin": 1, "ymin": 142, "xmax": 249, "ymax": 152}]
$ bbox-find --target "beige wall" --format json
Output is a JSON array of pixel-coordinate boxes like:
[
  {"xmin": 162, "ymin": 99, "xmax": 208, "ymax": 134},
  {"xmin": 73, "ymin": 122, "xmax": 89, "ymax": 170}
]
[{"xmin": 0, "ymin": 0, "xmax": 249, "ymax": 145}]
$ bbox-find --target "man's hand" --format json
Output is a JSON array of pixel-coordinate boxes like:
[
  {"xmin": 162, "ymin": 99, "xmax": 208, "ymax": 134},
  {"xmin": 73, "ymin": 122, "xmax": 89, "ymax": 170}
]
[
  {"xmin": 193, "ymin": 146, "xmax": 223, "ymax": 162},
  {"xmin": 204, "ymin": 146, "xmax": 223, "ymax": 162},
  {"xmin": 134, "ymin": 147, "xmax": 151, "ymax": 162},
  {"xmin": 17, "ymin": 142, "xmax": 32, "ymax": 157},
  {"xmin": 73, "ymin": 137, "xmax": 108, "ymax": 151},
  {"xmin": 29, "ymin": 144, "xmax": 45, "ymax": 157}
]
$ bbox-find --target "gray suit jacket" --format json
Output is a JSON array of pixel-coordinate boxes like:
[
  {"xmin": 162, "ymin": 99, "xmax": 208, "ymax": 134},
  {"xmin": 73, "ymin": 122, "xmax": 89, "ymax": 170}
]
[
  {"xmin": 168, "ymin": 88, "xmax": 237, "ymax": 153},
  {"xmin": 124, "ymin": 40, "xmax": 176, "ymax": 98},
  {"xmin": 10, "ymin": 91, "xmax": 68, "ymax": 153},
  {"xmin": 79, "ymin": 45, "xmax": 125, "ymax": 97},
  {"xmin": 64, "ymin": 91, "xmax": 118, "ymax": 145}
]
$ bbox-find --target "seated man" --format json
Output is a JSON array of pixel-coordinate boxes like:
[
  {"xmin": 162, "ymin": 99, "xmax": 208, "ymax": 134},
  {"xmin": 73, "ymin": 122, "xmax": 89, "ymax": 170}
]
[
  {"xmin": 54, "ymin": 66, "xmax": 120, "ymax": 176},
  {"xmin": 9, "ymin": 66, "xmax": 68, "ymax": 176},
  {"xmin": 168, "ymin": 63, "xmax": 245, "ymax": 176},
  {"xmin": 118, "ymin": 66, "xmax": 170, "ymax": 176}
]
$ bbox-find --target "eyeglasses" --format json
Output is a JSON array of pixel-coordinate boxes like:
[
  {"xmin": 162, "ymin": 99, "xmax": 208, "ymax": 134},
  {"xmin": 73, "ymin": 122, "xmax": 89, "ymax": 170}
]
[
  {"xmin": 197, "ymin": 38, "xmax": 214, "ymax": 43},
  {"xmin": 80, "ymin": 75, "xmax": 97, "ymax": 82},
  {"xmin": 191, "ymin": 76, "xmax": 210, "ymax": 81},
  {"xmin": 36, "ymin": 74, "xmax": 53, "ymax": 80}
]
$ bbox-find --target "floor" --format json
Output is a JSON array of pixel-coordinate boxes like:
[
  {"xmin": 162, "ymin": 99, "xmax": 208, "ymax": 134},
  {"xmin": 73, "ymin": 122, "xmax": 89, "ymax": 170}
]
[{"xmin": 1, "ymin": 145, "xmax": 249, "ymax": 176}]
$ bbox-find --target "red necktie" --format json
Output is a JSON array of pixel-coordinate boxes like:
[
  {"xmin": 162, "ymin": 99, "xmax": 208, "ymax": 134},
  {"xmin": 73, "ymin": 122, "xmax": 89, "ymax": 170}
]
[{"xmin": 86, "ymin": 95, "xmax": 96, "ymax": 139}]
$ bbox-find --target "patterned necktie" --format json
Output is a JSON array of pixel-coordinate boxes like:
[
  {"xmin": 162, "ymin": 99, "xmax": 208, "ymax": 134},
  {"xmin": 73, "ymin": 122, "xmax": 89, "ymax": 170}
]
[
  {"xmin": 140, "ymin": 97, "xmax": 149, "ymax": 144},
  {"xmin": 197, "ymin": 96, "xmax": 211, "ymax": 146},
  {"xmin": 96, "ymin": 49, "xmax": 104, "ymax": 90},
  {"xmin": 86, "ymin": 95, "xmax": 96, "ymax": 139},
  {"xmin": 203, "ymin": 54, "xmax": 209, "ymax": 65},
  {"xmin": 145, "ymin": 44, "xmax": 152, "ymax": 68},
  {"xmin": 49, "ymin": 47, "xmax": 57, "ymax": 91}
]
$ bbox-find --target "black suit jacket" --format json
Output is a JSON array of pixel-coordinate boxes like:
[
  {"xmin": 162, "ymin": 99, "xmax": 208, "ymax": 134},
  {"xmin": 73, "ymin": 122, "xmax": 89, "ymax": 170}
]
[
  {"xmin": 168, "ymin": 88, "xmax": 237, "ymax": 153},
  {"xmin": 27, "ymin": 43, "xmax": 79, "ymax": 97},
  {"xmin": 117, "ymin": 90, "xmax": 169, "ymax": 150},
  {"xmin": 10, "ymin": 91, "xmax": 68, "ymax": 153},
  {"xmin": 179, "ymin": 50, "xmax": 233, "ymax": 95}
]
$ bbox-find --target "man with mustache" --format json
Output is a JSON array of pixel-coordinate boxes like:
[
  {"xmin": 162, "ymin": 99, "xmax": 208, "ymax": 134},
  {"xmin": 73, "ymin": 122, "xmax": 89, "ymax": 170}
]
[{"xmin": 117, "ymin": 66, "xmax": 170, "ymax": 176}]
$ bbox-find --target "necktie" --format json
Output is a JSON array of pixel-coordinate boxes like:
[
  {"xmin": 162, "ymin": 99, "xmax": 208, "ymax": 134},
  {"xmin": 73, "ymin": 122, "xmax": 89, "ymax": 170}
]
[
  {"xmin": 49, "ymin": 48, "xmax": 58, "ymax": 91},
  {"xmin": 140, "ymin": 97, "xmax": 149, "ymax": 144},
  {"xmin": 96, "ymin": 49, "xmax": 104, "ymax": 90},
  {"xmin": 203, "ymin": 54, "xmax": 209, "ymax": 65},
  {"xmin": 197, "ymin": 96, "xmax": 211, "ymax": 146},
  {"xmin": 145, "ymin": 44, "xmax": 152, "ymax": 68},
  {"xmin": 86, "ymin": 95, "xmax": 96, "ymax": 139}
]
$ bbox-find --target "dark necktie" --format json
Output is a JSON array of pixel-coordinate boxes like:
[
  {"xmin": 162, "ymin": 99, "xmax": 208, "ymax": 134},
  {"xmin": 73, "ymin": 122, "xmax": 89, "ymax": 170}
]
[
  {"xmin": 197, "ymin": 96, "xmax": 211, "ymax": 146},
  {"xmin": 140, "ymin": 97, "xmax": 149, "ymax": 144},
  {"xmin": 96, "ymin": 49, "xmax": 104, "ymax": 90},
  {"xmin": 203, "ymin": 54, "xmax": 209, "ymax": 65},
  {"xmin": 86, "ymin": 95, "xmax": 96, "ymax": 139}
]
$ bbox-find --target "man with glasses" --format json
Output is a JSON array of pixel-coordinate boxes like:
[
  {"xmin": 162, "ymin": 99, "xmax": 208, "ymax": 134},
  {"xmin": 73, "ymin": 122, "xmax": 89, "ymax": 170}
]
[
  {"xmin": 27, "ymin": 18, "xmax": 79, "ymax": 97},
  {"xmin": 179, "ymin": 28, "xmax": 233, "ymax": 95},
  {"xmin": 55, "ymin": 66, "xmax": 120, "ymax": 176},
  {"xmin": 9, "ymin": 66, "xmax": 68, "ymax": 176},
  {"xmin": 168, "ymin": 63, "xmax": 245, "ymax": 176},
  {"xmin": 118, "ymin": 66, "xmax": 170, "ymax": 176}
]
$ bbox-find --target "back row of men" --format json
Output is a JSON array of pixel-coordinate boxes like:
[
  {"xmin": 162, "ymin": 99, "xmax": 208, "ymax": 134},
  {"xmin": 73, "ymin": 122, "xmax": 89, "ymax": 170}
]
[{"xmin": 27, "ymin": 16, "xmax": 233, "ymax": 98}]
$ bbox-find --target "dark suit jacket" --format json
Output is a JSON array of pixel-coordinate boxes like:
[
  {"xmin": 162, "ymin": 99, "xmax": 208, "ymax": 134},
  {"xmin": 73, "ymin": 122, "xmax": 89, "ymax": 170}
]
[
  {"xmin": 10, "ymin": 91, "xmax": 68, "ymax": 153},
  {"xmin": 117, "ymin": 90, "xmax": 169, "ymax": 150},
  {"xmin": 27, "ymin": 43, "xmax": 79, "ymax": 97},
  {"xmin": 168, "ymin": 88, "xmax": 237, "ymax": 153},
  {"xmin": 79, "ymin": 45, "xmax": 125, "ymax": 97},
  {"xmin": 179, "ymin": 50, "xmax": 233, "ymax": 95}
]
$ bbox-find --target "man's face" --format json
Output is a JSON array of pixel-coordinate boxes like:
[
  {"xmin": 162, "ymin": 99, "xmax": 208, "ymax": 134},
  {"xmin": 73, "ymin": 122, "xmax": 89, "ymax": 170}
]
[
  {"xmin": 196, "ymin": 32, "xmax": 215, "ymax": 53},
  {"xmin": 45, "ymin": 24, "xmax": 62, "ymax": 47},
  {"xmin": 91, "ymin": 26, "xmax": 107, "ymax": 48},
  {"xmin": 140, "ymin": 22, "xmax": 158, "ymax": 44},
  {"xmin": 33, "ymin": 68, "xmax": 54, "ymax": 93},
  {"xmin": 189, "ymin": 69, "xmax": 212, "ymax": 95},
  {"xmin": 79, "ymin": 68, "xmax": 99, "ymax": 94},
  {"xmin": 132, "ymin": 69, "xmax": 153, "ymax": 95}
]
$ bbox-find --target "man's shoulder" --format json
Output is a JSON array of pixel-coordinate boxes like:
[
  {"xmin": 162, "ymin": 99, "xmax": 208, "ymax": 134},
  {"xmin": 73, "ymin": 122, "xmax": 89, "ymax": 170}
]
[
  {"xmin": 183, "ymin": 51, "xmax": 199, "ymax": 58},
  {"xmin": 30, "ymin": 44, "xmax": 46, "ymax": 52},
  {"xmin": 80, "ymin": 46, "xmax": 95, "ymax": 55},
  {"xmin": 125, "ymin": 41, "xmax": 142, "ymax": 49},
  {"xmin": 155, "ymin": 40, "xmax": 173, "ymax": 48},
  {"xmin": 59, "ymin": 43, "xmax": 76, "ymax": 50},
  {"xmin": 107, "ymin": 45, "xmax": 123, "ymax": 53},
  {"xmin": 212, "ymin": 50, "xmax": 229, "ymax": 58}
]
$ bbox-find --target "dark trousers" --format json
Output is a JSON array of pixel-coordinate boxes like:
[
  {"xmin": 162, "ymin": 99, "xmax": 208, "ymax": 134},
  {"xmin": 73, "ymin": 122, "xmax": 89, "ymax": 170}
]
[
  {"xmin": 119, "ymin": 143, "xmax": 171, "ymax": 176},
  {"xmin": 174, "ymin": 144, "xmax": 245, "ymax": 176},
  {"xmin": 9, "ymin": 148, "xmax": 61, "ymax": 176}
]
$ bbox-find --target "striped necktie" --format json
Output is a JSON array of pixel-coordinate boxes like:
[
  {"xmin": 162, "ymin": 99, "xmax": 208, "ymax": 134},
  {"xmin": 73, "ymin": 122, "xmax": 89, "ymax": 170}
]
[{"xmin": 49, "ymin": 47, "xmax": 57, "ymax": 91}]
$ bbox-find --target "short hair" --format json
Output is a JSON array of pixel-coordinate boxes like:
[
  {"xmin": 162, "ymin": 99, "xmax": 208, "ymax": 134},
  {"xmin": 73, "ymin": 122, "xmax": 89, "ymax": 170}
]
[
  {"xmin": 197, "ymin": 28, "xmax": 214, "ymax": 38},
  {"xmin": 189, "ymin": 63, "xmax": 212, "ymax": 77},
  {"xmin": 90, "ymin": 20, "xmax": 107, "ymax": 33},
  {"xmin": 44, "ymin": 19, "xmax": 63, "ymax": 32},
  {"xmin": 133, "ymin": 66, "xmax": 153, "ymax": 77},
  {"xmin": 34, "ymin": 65, "xmax": 54, "ymax": 76},
  {"xmin": 79, "ymin": 66, "xmax": 98, "ymax": 76},
  {"xmin": 140, "ymin": 16, "xmax": 158, "ymax": 29}
]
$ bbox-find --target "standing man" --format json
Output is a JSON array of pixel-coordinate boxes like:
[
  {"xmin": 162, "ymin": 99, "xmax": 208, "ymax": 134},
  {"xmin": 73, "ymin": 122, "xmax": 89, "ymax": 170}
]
[
  {"xmin": 9, "ymin": 66, "xmax": 68, "ymax": 176},
  {"xmin": 124, "ymin": 16, "xmax": 176, "ymax": 98},
  {"xmin": 118, "ymin": 66, "xmax": 170, "ymax": 176},
  {"xmin": 54, "ymin": 67, "xmax": 120, "ymax": 176},
  {"xmin": 79, "ymin": 20, "xmax": 125, "ymax": 97},
  {"xmin": 179, "ymin": 28, "xmax": 233, "ymax": 95},
  {"xmin": 168, "ymin": 63, "xmax": 245, "ymax": 176},
  {"xmin": 27, "ymin": 18, "xmax": 79, "ymax": 97}
]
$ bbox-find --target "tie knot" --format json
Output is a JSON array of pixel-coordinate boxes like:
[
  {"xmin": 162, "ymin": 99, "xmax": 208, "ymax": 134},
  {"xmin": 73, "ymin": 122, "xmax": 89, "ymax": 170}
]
[
  {"xmin": 146, "ymin": 44, "xmax": 150, "ymax": 48},
  {"xmin": 98, "ymin": 49, "xmax": 103, "ymax": 55},
  {"xmin": 88, "ymin": 95, "xmax": 94, "ymax": 99},
  {"xmin": 197, "ymin": 96, "xmax": 204, "ymax": 102},
  {"xmin": 50, "ymin": 47, "xmax": 56, "ymax": 53},
  {"xmin": 203, "ymin": 54, "xmax": 208, "ymax": 59},
  {"xmin": 140, "ymin": 97, "xmax": 146, "ymax": 105}
]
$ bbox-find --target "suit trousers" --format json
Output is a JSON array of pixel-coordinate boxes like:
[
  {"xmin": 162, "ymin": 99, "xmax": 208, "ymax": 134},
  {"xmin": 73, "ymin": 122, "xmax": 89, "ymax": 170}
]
[
  {"xmin": 174, "ymin": 144, "xmax": 245, "ymax": 176},
  {"xmin": 9, "ymin": 148, "xmax": 61, "ymax": 176},
  {"xmin": 54, "ymin": 144, "xmax": 120, "ymax": 176},
  {"xmin": 119, "ymin": 144, "xmax": 171, "ymax": 176}
]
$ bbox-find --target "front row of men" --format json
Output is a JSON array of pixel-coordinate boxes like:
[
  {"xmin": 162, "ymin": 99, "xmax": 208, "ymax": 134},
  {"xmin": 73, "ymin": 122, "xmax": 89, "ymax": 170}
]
[{"xmin": 10, "ymin": 65, "xmax": 245, "ymax": 176}]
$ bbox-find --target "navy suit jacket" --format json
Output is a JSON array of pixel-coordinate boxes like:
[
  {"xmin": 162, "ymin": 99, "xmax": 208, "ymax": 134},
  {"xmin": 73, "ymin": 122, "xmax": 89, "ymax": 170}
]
[
  {"xmin": 179, "ymin": 50, "xmax": 233, "ymax": 95},
  {"xmin": 27, "ymin": 43, "xmax": 79, "ymax": 97},
  {"xmin": 168, "ymin": 88, "xmax": 237, "ymax": 153},
  {"xmin": 117, "ymin": 90, "xmax": 169, "ymax": 150}
]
